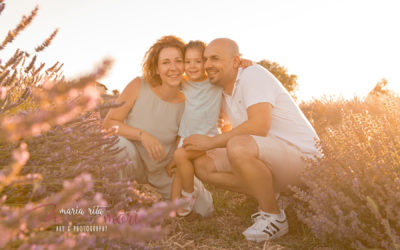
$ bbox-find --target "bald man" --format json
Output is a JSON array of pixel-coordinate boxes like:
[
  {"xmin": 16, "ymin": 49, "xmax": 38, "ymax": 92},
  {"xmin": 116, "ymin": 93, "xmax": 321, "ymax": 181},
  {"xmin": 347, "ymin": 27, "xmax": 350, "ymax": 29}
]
[{"xmin": 183, "ymin": 38, "xmax": 321, "ymax": 242}]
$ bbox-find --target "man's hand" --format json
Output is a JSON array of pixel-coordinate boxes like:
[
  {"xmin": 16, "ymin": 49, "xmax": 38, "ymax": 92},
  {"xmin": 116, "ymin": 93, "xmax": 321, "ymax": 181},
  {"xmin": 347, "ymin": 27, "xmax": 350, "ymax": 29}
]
[{"xmin": 183, "ymin": 134, "xmax": 214, "ymax": 151}]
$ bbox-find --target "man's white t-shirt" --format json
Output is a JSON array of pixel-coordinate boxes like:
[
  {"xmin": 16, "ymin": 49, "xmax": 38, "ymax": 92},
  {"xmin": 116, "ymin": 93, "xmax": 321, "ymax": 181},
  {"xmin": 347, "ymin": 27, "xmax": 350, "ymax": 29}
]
[{"xmin": 222, "ymin": 64, "xmax": 321, "ymax": 157}]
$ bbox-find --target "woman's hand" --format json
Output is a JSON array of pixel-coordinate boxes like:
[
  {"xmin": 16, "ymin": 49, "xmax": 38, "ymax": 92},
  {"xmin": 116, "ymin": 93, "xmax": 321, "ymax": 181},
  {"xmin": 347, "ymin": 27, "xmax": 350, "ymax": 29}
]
[
  {"xmin": 165, "ymin": 159, "xmax": 176, "ymax": 177},
  {"xmin": 140, "ymin": 131, "xmax": 165, "ymax": 162}
]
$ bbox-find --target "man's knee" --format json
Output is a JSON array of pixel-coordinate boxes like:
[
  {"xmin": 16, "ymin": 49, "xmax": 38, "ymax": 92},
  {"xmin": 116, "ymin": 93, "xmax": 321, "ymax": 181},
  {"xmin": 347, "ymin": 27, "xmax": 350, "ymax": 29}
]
[
  {"xmin": 193, "ymin": 156, "xmax": 212, "ymax": 183},
  {"xmin": 226, "ymin": 135, "xmax": 258, "ymax": 163}
]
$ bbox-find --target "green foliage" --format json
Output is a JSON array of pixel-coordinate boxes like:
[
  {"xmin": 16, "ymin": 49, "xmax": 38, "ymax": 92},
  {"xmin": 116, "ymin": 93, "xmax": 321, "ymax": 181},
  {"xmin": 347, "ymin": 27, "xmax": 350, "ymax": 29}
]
[
  {"xmin": 257, "ymin": 59, "xmax": 298, "ymax": 98},
  {"xmin": 369, "ymin": 78, "xmax": 390, "ymax": 97}
]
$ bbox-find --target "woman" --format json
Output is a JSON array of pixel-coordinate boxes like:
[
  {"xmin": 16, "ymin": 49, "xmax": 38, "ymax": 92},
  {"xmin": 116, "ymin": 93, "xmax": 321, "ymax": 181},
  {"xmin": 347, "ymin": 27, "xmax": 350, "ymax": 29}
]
[{"xmin": 104, "ymin": 36, "xmax": 186, "ymax": 199}]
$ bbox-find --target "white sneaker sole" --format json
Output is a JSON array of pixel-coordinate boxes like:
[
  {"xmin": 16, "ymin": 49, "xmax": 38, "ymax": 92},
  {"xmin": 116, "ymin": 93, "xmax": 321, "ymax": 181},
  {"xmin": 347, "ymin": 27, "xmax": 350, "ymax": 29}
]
[{"xmin": 243, "ymin": 227, "xmax": 288, "ymax": 242}]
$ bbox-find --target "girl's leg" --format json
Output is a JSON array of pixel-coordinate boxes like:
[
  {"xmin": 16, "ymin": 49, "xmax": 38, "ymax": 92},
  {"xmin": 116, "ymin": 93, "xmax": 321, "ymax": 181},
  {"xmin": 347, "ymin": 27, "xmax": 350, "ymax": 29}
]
[
  {"xmin": 170, "ymin": 171, "xmax": 183, "ymax": 201},
  {"xmin": 174, "ymin": 148, "xmax": 205, "ymax": 193},
  {"xmin": 174, "ymin": 148, "xmax": 206, "ymax": 216},
  {"xmin": 171, "ymin": 172, "xmax": 192, "ymax": 215}
]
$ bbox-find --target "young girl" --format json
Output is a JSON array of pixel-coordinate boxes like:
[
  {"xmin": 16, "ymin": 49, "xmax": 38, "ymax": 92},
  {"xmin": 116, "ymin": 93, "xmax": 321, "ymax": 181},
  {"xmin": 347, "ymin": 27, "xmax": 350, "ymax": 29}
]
[{"xmin": 166, "ymin": 40, "xmax": 252, "ymax": 216}]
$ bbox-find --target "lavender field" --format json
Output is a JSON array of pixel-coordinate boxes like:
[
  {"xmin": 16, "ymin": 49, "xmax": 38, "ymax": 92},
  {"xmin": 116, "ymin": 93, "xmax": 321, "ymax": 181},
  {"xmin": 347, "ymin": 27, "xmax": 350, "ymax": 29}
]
[{"xmin": 1, "ymin": 2, "xmax": 399, "ymax": 249}]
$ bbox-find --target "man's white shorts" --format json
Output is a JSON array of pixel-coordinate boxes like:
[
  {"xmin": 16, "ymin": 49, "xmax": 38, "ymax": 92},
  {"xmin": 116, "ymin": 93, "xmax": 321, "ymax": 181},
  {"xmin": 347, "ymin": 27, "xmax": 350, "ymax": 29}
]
[{"xmin": 206, "ymin": 134, "xmax": 310, "ymax": 192}]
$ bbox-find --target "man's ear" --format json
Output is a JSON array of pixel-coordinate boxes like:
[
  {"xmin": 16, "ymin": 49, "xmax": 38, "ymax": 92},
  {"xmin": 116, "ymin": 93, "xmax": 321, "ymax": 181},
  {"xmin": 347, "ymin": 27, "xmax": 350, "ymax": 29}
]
[{"xmin": 233, "ymin": 56, "xmax": 241, "ymax": 69}]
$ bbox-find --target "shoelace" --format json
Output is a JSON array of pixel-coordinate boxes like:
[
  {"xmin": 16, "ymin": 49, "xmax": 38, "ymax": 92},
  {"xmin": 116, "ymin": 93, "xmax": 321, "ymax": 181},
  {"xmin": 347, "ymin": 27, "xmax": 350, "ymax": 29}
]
[{"xmin": 252, "ymin": 213, "xmax": 283, "ymax": 236}]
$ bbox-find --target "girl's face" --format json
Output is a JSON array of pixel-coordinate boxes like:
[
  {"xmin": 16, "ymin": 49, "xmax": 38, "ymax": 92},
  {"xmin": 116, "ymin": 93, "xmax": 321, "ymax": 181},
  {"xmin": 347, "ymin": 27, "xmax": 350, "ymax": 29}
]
[
  {"xmin": 185, "ymin": 48, "xmax": 206, "ymax": 82},
  {"xmin": 157, "ymin": 47, "xmax": 184, "ymax": 87}
]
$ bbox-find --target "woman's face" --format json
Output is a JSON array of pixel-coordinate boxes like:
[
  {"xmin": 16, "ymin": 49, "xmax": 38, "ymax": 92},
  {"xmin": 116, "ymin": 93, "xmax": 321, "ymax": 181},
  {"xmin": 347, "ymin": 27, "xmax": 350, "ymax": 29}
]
[{"xmin": 157, "ymin": 47, "xmax": 184, "ymax": 87}]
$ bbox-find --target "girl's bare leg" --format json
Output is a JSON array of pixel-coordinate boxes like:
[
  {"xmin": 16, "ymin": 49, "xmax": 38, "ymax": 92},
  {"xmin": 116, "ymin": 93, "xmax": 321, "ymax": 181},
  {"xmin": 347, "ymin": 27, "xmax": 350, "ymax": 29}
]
[
  {"xmin": 171, "ymin": 171, "xmax": 183, "ymax": 201},
  {"xmin": 174, "ymin": 148, "xmax": 205, "ymax": 194}
]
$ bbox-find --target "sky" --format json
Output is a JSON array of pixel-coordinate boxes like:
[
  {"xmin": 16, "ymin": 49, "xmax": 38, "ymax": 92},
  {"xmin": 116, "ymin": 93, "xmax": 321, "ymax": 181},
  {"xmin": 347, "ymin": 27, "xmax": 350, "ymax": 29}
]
[{"xmin": 1, "ymin": 0, "xmax": 399, "ymax": 101}]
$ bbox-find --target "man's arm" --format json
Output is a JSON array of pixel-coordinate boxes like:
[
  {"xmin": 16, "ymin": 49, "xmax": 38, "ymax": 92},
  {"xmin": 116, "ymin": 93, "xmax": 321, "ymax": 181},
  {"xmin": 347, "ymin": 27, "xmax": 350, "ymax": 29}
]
[
  {"xmin": 214, "ymin": 102, "xmax": 272, "ymax": 147},
  {"xmin": 183, "ymin": 102, "xmax": 272, "ymax": 151}
]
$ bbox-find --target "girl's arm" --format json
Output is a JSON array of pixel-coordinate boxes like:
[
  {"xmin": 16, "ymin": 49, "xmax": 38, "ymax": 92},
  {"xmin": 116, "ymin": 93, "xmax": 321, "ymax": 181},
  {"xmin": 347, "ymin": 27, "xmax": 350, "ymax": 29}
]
[
  {"xmin": 218, "ymin": 107, "xmax": 232, "ymax": 133},
  {"xmin": 240, "ymin": 58, "xmax": 254, "ymax": 69}
]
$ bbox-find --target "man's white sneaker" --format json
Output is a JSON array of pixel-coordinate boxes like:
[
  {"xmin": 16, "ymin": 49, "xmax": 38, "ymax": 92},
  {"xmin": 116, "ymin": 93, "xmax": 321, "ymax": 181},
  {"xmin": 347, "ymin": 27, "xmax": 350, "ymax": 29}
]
[
  {"xmin": 243, "ymin": 209, "xmax": 288, "ymax": 242},
  {"xmin": 252, "ymin": 193, "xmax": 281, "ymax": 223}
]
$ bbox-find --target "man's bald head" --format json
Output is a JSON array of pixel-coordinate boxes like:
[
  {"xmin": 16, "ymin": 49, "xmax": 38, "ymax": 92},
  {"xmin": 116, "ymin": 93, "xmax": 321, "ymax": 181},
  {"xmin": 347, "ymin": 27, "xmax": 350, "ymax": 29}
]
[
  {"xmin": 204, "ymin": 38, "xmax": 241, "ymax": 90},
  {"xmin": 208, "ymin": 38, "xmax": 240, "ymax": 58}
]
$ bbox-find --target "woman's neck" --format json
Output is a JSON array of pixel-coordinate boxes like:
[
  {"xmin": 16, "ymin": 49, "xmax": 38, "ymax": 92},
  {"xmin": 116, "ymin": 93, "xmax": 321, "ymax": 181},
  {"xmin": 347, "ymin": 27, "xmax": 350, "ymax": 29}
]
[{"xmin": 153, "ymin": 83, "xmax": 181, "ymax": 103}]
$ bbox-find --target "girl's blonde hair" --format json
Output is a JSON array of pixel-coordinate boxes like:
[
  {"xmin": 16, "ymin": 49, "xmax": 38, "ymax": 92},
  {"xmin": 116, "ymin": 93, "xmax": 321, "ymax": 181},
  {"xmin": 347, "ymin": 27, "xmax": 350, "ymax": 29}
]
[
  {"xmin": 185, "ymin": 40, "xmax": 207, "ymax": 57},
  {"xmin": 142, "ymin": 35, "xmax": 186, "ymax": 86}
]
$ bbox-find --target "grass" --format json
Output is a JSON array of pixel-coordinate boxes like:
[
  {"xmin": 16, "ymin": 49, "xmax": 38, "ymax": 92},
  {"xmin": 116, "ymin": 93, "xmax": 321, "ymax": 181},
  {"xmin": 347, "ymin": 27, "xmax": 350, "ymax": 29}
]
[{"xmin": 146, "ymin": 184, "xmax": 338, "ymax": 250}]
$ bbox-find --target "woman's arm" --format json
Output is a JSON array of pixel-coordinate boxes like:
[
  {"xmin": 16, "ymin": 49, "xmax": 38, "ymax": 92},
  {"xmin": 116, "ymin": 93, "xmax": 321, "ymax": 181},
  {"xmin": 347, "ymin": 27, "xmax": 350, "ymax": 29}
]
[
  {"xmin": 104, "ymin": 77, "xmax": 165, "ymax": 161},
  {"xmin": 104, "ymin": 77, "xmax": 142, "ymax": 141}
]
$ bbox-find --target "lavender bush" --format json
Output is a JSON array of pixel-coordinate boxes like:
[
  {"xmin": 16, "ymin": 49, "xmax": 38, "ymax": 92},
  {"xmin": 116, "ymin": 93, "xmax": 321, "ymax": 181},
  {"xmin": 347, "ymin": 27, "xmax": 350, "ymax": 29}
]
[
  {"xmin": 0, "ymin": 1, "xmax": 184, "ymax": 248},
  {"xmin": 294, "ymin": 95, "xmax": 400, "ymax": 249}
]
